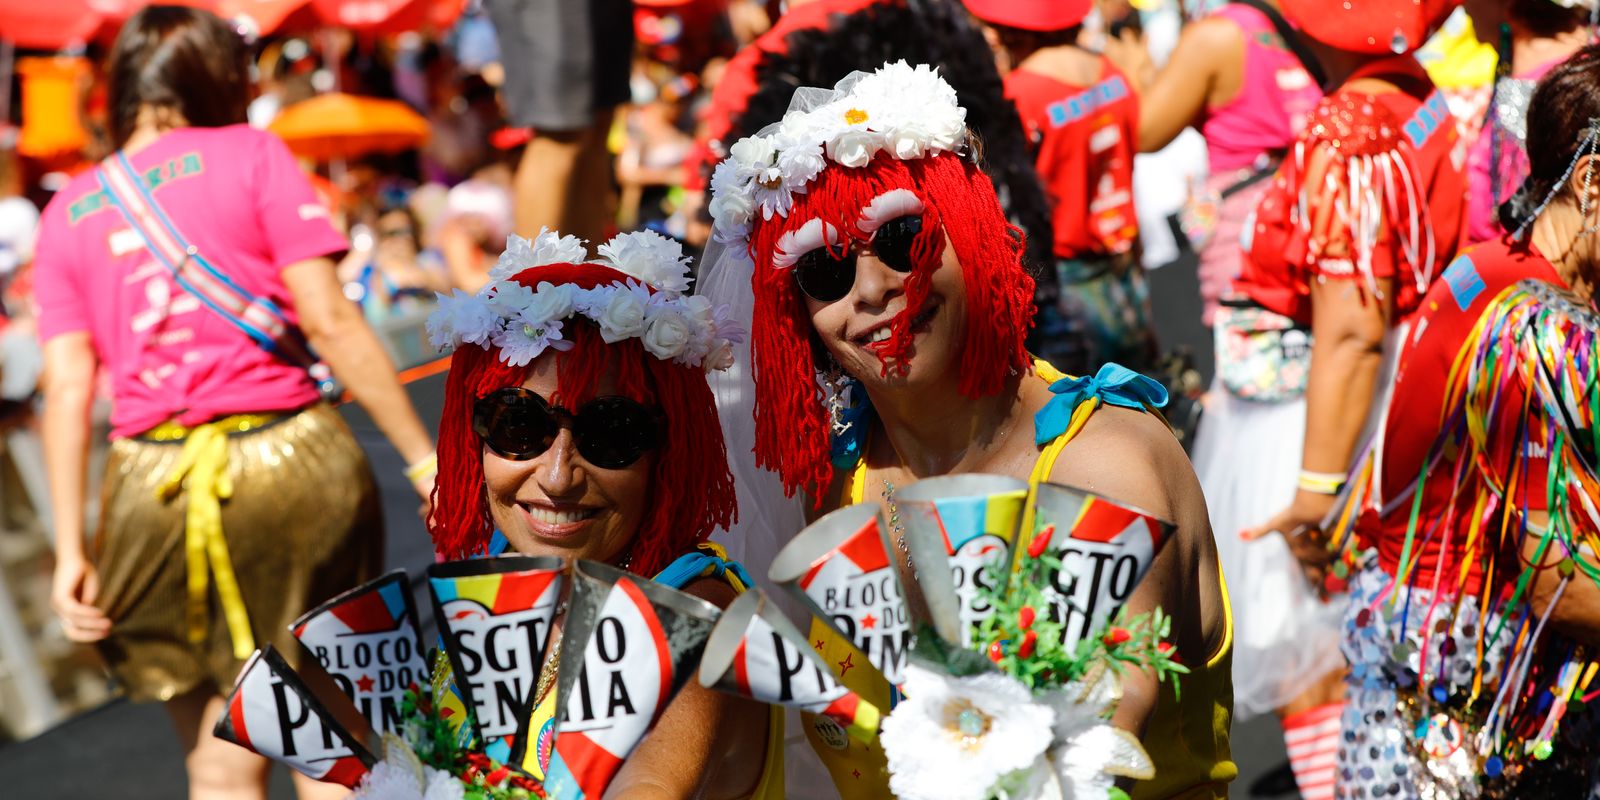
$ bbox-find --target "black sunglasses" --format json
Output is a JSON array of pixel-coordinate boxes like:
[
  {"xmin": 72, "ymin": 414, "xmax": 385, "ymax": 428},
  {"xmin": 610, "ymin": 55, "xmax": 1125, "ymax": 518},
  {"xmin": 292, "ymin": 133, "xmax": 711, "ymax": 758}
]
[
  {"xmin": 472, "ymin": 388, "xmax": 662, "ymax": 469},
  {"xmin": 794, "ymin": 214, "xmax": 924, "ymax": 303}
]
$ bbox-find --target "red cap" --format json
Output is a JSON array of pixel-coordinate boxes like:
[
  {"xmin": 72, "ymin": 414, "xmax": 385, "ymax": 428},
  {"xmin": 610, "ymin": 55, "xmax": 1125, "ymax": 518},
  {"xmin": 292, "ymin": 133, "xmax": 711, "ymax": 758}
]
[
  {"xmin": 1280, "ymin": 0, "xmax": 1459, "ymax": 55},
  {"xmin": 962, "ymin": 0, "xmax": 1093, "ymax": 32}
]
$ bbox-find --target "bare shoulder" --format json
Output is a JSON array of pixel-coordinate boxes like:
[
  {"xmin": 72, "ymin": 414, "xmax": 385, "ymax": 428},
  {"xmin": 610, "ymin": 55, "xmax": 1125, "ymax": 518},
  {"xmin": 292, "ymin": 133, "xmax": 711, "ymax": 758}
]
[
  {"xmin": 682, "ymin": 575, "xmax": 741, "ymax": 610},
  {"xmin": 1048, "ymin": 405, "xmax": 1204, "ymax": 526},
  {"xmin": 1176, "ymin": 15, "xmax": 1245, "ymax": 56}
]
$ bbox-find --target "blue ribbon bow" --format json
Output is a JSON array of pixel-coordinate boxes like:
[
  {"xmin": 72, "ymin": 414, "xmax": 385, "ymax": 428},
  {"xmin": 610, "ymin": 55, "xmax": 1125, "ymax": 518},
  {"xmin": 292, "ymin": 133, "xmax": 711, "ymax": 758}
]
[
  {"xmin": 1034, "ymin": 362, "xmax": 1168, "ymax": 445},
  {"xmin": 654, "ymin": 545, "xmax": 757, "ymax": 591}
]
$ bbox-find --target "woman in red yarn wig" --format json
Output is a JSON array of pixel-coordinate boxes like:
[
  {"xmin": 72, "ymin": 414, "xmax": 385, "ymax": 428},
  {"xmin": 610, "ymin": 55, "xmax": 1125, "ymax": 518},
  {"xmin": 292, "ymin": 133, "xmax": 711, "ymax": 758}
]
[
  {"xmin": 424, "ymin": 227, "xmax": 777, "ymax": 796},
  {"xmin": 702, "ymin": 61, "xmax": 1235, "ymax": 799}
]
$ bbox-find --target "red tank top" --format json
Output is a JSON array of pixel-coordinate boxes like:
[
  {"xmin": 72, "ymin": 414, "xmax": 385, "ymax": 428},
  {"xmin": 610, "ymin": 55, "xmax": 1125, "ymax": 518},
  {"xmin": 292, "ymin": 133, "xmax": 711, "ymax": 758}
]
[
  {"xmin": 1362, "ymin": 238, "xmax": 1563, "ymax": 593},
  {"xmin": 1006, "ymin": 59, "xmax": 1140, "ymax": 259},
  {"xmin": 1239, "ymin": 57, "xmax": 1464, "ymax": 324}
]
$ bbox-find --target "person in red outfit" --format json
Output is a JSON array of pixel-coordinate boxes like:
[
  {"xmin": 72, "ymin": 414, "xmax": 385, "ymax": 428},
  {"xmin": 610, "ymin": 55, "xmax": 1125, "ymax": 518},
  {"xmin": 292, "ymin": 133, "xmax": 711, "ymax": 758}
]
[
  {"xmin": 1334, "ymin": 47, "xmax": 1600, "ymax": 798},
  {"xmin": 966, "ymin": 0, "xmax": 1157, "ymax": 375},
  {"xmin": 1191, "ymin": 1, "xmax": 1466, "ymax": 798}
]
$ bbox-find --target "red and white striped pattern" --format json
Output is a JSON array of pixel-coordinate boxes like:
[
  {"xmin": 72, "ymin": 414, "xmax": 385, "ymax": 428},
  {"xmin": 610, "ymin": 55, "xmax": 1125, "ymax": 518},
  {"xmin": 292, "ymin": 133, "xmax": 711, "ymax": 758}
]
[{"xmin": 1282, "ymin": 702, "xmax": 1342, "ymax": 800}]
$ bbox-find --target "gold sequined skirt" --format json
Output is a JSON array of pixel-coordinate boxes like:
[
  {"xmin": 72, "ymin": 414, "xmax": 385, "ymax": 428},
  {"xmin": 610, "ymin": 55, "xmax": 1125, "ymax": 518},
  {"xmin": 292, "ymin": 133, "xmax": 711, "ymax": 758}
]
[{"xmin": 92, "ymin": 403, "xmax": 383, "ymax": 702}]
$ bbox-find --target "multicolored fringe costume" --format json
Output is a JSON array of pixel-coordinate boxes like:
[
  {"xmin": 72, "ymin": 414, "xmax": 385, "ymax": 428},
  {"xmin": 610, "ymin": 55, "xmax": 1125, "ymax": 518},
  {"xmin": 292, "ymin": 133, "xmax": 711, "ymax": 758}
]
[{"xmin": 1329, "ymin": 279, "xmax": 1600, "ymax": 799}]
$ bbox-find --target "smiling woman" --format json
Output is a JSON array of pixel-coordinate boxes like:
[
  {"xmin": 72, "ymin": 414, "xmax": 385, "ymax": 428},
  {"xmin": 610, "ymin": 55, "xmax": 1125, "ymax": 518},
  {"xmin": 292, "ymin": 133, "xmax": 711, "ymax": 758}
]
[
  {"xmin": 425, "ymin": 228, "xmax": 778, "ymax": 798},
  {"xmin": 704, "ymin": 61, "xmax": 1235, "ymax": 800}
]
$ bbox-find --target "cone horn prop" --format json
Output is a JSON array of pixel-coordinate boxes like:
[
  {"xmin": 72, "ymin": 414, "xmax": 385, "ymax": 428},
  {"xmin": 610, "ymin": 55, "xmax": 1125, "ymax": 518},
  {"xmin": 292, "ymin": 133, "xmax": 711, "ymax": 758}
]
[
  {"xmin": 427, "ymin": 555, "xmax": 566, "ymax": 762},
  {"xmin": 699, "ymin": 589, "xmax": 881, "ymax": 742},
  {"xmin": 769, "ymin": 502, "xmax": 903, "ymax": 690},
  {"xmin": 522, "ymin": 560, "xmax": 722, "ymax": 799},
  {"xmin": 214, "ymin": 642, "xmax": 377, "ymax": 787},
  {"xmin": 289, "ymin": 570, "xmax": 428, "ymax": 736},
  {"xmin": 893, "ymin": 474, "xmax": 1030, "ymax": 649},
  {"xmin": 1025, "ymin": 483, "xmax": 1174, "ymax": 649}
]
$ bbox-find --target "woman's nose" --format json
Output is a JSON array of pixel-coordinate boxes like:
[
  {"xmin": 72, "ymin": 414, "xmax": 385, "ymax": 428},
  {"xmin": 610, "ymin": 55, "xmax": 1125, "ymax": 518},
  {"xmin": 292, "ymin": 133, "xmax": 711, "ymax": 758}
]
[
  {"xmin": 850, "ymin": 250, "xmax": 906, "ymax": 310},
  {"xmin": 531, "ymin": 427, "xmax": 584, "ymax": 497}
]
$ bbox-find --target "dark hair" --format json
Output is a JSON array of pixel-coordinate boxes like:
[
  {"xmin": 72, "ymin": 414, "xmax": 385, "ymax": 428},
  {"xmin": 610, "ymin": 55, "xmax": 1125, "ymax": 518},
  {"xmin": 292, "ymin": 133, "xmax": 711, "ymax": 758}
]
[
  {"xmin": 1510, "ymin": 0, "xmax": 1591, "ymax": 39},
  {"xmin": 1501, "ymin": 44, "xmax": 1600, "ymax": 232},
  {"xmin": 105, "ymin": 6, "xmax": 250, "ymax": 150}
]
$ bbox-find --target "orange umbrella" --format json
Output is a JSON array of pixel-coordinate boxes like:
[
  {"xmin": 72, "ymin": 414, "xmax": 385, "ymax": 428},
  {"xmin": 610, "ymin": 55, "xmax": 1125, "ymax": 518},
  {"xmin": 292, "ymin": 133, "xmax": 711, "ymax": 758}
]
[{"xmin": 268, "ymin": 92, "xmax": 429, "ymax": 161}]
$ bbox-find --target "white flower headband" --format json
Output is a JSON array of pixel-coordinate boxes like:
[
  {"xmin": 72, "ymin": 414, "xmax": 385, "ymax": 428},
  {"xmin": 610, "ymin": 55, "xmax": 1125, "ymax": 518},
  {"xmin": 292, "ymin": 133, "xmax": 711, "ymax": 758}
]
[
  {"xmin": 707, "ymin": 60, "xmax": 968, "ymax": 246},
  {"xmin": 426, "ymin": 228, "xmax": 742, "ymax": 371}
]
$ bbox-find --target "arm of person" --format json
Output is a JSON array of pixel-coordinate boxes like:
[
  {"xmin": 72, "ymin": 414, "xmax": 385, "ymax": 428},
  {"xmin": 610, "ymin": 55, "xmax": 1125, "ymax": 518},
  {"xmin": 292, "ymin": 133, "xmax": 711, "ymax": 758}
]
[
  {"xmin": 1243, "ymin": 274, "xmax": 1393, "ymax": 575},
  {"xmin": 282, "ymin": 256, "xmax": 436, "ymax": 500},
  {"xmin": 41, "ymin": 332, "xmax": 112, "ymax": 641},
  {"xmin": 1245, "ymin": 140, "xmax": 1393, "ymax": 560},
  {"xmin": 1521, "ymin": 513, "xmax": 1600, "ymax": 643},
  {"xmin": 604, "ymin": 577, "xmax": 769, "ymax": 799},
  {"xmin": 1048, "ymin": 405, "xmax": 1226, "ymax": 742},
  {"xmin": 1107, "ymin": 17, "xmax": 1237, "ymax": 153}
]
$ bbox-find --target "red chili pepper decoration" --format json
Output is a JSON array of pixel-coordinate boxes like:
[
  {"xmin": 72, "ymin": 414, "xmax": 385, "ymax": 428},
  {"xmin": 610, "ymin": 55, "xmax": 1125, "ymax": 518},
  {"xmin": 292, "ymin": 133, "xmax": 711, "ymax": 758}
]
[
  {"xmin": 1018, "ymin": 630, "xmax": 1038, "ymax": 659},
  {"xmin": 1157, "ymin": 641, "xmax": 1173, "ymax": 654},
  {"xmin": 987, "ymin": 640, "xmax": 1005, "ymax": 662},
  {"xmin": 1017, "ymin": 606, "xmax": 1036, "ymax": 630},
  {"xmin": 486, "ymin": 766, "xmax": 511, "ymax": 786},
  {"xmin": 1027, "ymin": 524, "xmax": 1056, "ymax": 559},
  {"xmin": 1102, "ymin": 627, "xmax": 1131, "ymax": 647}
]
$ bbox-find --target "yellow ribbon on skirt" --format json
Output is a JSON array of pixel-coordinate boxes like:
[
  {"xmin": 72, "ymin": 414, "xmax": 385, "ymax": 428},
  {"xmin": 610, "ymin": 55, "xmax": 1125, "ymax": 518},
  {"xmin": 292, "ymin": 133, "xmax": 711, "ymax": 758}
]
[{"xmin": 154, "ymin": 420, "xmax": 256, "ymax": 660}]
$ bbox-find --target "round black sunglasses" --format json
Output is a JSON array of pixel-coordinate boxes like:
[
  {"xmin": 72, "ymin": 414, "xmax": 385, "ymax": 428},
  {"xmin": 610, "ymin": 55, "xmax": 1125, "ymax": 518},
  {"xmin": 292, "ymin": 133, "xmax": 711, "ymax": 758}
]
[
  {"xmin": 473, "ymin": 388, "xmax": 662, "ymax": 469},
  {"xmin": 793, "ymin": 214, "xmax": 924, "ymax": 303}
]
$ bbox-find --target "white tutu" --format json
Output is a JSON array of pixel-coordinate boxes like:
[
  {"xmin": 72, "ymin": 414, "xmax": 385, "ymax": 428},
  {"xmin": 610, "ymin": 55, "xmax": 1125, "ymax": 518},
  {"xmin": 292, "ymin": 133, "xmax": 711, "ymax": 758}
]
[{"xmin": 1190, "ymin": 384, "xmax": 1347, "ymax": 719}]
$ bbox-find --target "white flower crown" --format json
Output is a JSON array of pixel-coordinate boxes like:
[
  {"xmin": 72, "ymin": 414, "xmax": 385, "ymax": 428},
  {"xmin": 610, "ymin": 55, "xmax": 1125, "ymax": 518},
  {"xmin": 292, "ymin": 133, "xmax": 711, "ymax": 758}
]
[
  {"xmin": 425, "ymin": 228, "xmax": 742, "ymax": 371},
  {"xmin": 707, "ymin": 60, "xmax": 968, "ymax": 246}
]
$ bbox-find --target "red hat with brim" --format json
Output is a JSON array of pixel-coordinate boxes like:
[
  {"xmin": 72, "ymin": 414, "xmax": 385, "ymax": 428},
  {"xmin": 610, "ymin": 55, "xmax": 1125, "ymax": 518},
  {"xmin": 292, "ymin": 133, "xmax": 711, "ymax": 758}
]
[
  {"xmin": 963, "ymin": 0, "xmax": 1093, "ymax": 32},
  {"xmin": 1280, "ymin": 0, "xmax": 1460, "ymax": 55}
]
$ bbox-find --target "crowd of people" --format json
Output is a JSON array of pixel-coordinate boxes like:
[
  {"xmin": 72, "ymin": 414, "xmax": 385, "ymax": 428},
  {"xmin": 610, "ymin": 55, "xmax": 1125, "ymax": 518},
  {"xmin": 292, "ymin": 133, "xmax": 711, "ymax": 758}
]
[{"xmin": 4, "ymin": 0, "xmax": 1600, "ymax": 799}]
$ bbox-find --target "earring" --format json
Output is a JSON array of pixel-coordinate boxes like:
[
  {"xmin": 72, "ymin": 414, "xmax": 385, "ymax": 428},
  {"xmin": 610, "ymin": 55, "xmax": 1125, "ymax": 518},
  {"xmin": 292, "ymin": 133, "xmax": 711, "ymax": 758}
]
[{"xmin": 823, "ymin": 361, "xmax": 855, "ymax": 437}]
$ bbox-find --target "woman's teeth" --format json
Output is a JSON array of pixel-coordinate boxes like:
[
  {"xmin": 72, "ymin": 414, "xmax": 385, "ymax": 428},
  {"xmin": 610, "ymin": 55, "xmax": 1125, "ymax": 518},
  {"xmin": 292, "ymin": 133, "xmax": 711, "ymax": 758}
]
[
  {"xmin": 868, "ymin": 327, "xmax": 893, "ymax": 344},
  {"xmin": 526, "ymin": 506, "xmax": 598, "ymax": 525}
]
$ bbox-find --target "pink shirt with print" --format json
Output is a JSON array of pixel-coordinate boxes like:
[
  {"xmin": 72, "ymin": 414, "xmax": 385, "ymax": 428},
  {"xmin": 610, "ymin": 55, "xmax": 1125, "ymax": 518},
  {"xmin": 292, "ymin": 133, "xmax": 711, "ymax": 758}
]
[{"xmin": 33, "ymin": 125, "xmax": 348, "ymax": 439}]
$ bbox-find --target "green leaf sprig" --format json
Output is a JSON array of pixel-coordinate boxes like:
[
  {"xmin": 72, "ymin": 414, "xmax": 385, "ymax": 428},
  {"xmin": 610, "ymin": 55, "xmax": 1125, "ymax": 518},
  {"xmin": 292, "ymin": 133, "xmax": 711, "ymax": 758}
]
[{"xmin": 972, "ymin": 523, "xmax": 1189, "ymax": 696}]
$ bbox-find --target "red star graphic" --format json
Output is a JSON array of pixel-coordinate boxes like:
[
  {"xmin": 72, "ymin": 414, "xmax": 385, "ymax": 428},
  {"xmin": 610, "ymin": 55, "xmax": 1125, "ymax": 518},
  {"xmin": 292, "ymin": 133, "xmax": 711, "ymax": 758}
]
[
  {"xmin": 837, "ymin": 652, "xmax": 855, "ymax": 678},
  {"xmin": 356, "ymin": 674, "xmax": 375, "ymax": 693},
  {"xmin": 861, "ymin": 613, "xmax": 877, "ymax": 630},
  {"xmin": 852, "ymin": 769, "xmax": 861, "ymax": 780},
  {"xmin": 814, "ymin": 639, "xmax": 826, "ymax": 652}
]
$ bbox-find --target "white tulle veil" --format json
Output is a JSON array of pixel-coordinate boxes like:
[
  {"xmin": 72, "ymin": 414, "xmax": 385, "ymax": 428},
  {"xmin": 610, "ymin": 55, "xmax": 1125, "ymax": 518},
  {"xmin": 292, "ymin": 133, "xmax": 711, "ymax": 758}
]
[{"xmin": 697, "ymin": 235, "xmax": 809, "ymax": 605}]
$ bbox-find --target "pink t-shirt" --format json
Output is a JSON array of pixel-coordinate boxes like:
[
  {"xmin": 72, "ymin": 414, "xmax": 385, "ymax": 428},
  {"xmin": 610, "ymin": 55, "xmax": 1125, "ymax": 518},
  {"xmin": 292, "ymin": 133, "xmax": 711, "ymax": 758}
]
[
  {"xmin": 34, "ymin": 125, "xmax": 347, "ymax": 438},
  {"xmin": 1198, "ymin": 4, "xmax": 1322, "ymax": 173}
]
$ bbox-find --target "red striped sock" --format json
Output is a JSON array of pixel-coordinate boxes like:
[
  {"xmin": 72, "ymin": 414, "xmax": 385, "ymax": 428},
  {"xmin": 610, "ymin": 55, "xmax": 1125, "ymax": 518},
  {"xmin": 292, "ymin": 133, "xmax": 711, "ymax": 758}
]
[{"xmin": 1282, "ymin": 702, "xmax": 1342, "ymax": 800}]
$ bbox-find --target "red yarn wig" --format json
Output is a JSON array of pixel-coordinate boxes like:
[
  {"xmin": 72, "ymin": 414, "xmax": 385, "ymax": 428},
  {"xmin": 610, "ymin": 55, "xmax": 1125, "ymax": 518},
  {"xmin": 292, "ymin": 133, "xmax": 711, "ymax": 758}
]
[
  {"xmin": 746, "ymin": 151, "xmax": 1035, "ymax": 502},
  {"xmin": 427, "ymin": 263, "xmax": 738, "ymax": 577}
]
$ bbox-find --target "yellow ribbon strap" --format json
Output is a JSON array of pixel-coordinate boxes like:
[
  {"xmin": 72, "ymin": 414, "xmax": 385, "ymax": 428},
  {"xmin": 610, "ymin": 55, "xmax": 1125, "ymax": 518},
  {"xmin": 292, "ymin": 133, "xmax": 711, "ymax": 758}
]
[{"xmin": 155, "ymin": 422, "xmax": 255, "ymax": 660}]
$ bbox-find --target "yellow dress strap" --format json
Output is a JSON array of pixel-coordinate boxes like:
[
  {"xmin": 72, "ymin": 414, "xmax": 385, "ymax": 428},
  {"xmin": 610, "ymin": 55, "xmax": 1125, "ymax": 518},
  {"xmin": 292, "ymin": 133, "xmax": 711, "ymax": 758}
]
[
  {"xmin": 847, "ymin": 458, "xmax": 869, "ymax": 505},
  {"xmin": 1023, "ymin": 357, "xmax": 1100, "ymax": 534},
  {"xmin": 155, "ymin": 421, "xmax": 255, "ymax": 659}
]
